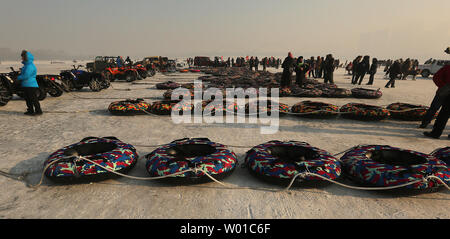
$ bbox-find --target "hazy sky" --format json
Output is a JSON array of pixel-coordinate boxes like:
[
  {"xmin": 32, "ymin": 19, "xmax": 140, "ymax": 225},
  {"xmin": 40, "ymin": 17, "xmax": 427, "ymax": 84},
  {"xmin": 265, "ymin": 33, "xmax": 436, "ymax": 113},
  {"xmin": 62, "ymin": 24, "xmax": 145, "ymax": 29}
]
[{"xmin": 1, "ymin": 0, "xmax": 449, "ymax": 61}]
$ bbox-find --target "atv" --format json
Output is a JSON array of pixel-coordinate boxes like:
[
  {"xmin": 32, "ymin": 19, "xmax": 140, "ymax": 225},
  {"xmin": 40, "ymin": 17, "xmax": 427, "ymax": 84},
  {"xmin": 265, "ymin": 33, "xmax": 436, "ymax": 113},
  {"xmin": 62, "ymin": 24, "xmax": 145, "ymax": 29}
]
[
  {"xmin": 60, "ymin": 65, "xmax": 110, "ymax": 92},
  {"xmin": 0, "ymin": 68, "xmax": 49, "ymax": 106},
  {"xmin": 87, "ymin": 56, "xmax": 141, "ymax": 82}
]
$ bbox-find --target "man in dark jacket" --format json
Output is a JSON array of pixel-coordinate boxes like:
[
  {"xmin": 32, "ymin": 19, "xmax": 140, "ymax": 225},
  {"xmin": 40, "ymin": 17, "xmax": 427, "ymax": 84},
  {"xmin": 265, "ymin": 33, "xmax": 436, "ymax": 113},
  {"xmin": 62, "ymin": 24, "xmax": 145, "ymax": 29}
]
[
  {"xmin": 367, "ymin": 58, "xmax": 378, "ymax": 85},
  {"xmin": 351, "ymin": 56, "xmax": 362, "ymax": 84},
  {"xmin": 295, "ymin": 56, "xmax": 309, "ymax": 87},
  {"xmin": 385, "ymin": 60, "xmax": 401, "ymax": 88},
  {"xmin": 422, "ymin": 48, "xmax": 450, "ymax": 135},
  {"xmin": 323, "ymin": 54, "xmax": 335, "ymax": 84},
  {"xmin": 356, "ymin": 55, "xmax": 370, "ymax": 85},
  {"xmin": 281, "ymin": 52, "xmax": 295, "ymax": 88},
  {"xmin": 254, "ymin": 57, "xmax": 259, "ymax": 71}
]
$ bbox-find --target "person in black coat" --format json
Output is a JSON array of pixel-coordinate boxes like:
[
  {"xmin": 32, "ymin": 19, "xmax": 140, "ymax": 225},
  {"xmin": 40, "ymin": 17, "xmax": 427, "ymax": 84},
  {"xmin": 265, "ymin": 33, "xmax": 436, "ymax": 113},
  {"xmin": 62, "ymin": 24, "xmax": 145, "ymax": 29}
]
[
  {"xmin": 323, "ymin": 54, "xmax": 335, "ymax": 84},
  {"xmin": 367, "ymin": 58, "xmax": 378, "ymax": 85},
  {"xmin": 295, "ymin": 56, "xmax": 309, "ymax": 87},
  {"xmin": 254, "ymin": 57, "xmax": 259, "ymax": 71},
  {"xmin": 351, "ymin": 56, "xmax": 362, "ymax": 84},
  {"xmin": 356, "ymin": 55, "xmax": 370, "ymax": 85},
  {"xmin": 281, "ymin": 52, "xmax": 295, "ymax": 88},
  {"xmin": 385, "ymin": 60, "xmax": 401, "ymax": 88}
]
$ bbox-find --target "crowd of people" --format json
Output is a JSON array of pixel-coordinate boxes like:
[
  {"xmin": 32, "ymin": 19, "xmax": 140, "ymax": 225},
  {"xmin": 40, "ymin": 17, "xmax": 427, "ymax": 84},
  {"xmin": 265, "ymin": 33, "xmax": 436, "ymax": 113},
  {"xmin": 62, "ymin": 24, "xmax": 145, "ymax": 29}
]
[{"xmin": 280, "ymin": 52, "xmax": 336, "ymax": 88}]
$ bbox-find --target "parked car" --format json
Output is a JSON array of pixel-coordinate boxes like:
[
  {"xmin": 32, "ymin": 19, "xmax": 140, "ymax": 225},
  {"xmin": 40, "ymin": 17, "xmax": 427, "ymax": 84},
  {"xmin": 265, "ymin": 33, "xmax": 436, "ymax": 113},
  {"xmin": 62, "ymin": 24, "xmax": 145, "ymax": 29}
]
[{"xmin": 418, "ymin": 59, "xmax": 450, "ymax": 78}]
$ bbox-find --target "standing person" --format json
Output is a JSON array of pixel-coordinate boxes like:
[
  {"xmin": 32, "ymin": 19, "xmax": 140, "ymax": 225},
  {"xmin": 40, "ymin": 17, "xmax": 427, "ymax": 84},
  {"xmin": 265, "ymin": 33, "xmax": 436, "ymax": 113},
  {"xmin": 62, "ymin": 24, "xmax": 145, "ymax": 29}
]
[
  {"xmin": 308, "ymin": 57, "xmax": 316, "ymax": 78},
  {"xmin": 295, "ymin": 56, "xmax": 308, "ymax": 87},
  {"xmin": 254, "ymin": 57, "xmax": 259, "ymax": 71},
  {"xmin": 276, "ymin": 58, "xmax": 281, "ymax": 69},
  {"xmin": 17, "ymin": 50, "xmax": 42, "ymax": 116},
  {"xmin": 356, "ymin": 55, "xmax": 370, "ymax": 85},
  {"xmin": 323, "ymin": 54, "xmax": 335, "ymax": 84},
  {"xmin": 420, "ymin": 48, "xmax": 450, "ymax": 129},
  {"xmin": 249, "ymin": 57, "xmax": 254, "ymax": 71},
  {"xmin": 315, "ymin": 56, "xmax": 322, "ymax": 78},
  {"xmin": 401, "ymin": 58, "xmax": 412, "ymax": 80},
  {"xmin": 262, "ymin": 57, "xmax": 267, "ymax": 71},
  {"xmin": 116, "ymin": 56, "xmax": 124, "ymax": 68},
  {"xmin": 231, "ymin": 58, "xmax": 235, "ymax": 67},
  {"xmin": 280, "ymin": 52, "xmax": 295, "ymax": 88},
  {"xmin": 351, "ymin": 56, "xmax": 362, "ymax": 84},
  {"xmin": 125, "ymin": 56, "xmax": 132, "ymax": 66},
  {"xmin": 367, "ymin": 58, "xmax": 378, "ymax": 85},
  {"xmin": 385, "ymin": 60, "xmax": 401, "ymax": 88}
]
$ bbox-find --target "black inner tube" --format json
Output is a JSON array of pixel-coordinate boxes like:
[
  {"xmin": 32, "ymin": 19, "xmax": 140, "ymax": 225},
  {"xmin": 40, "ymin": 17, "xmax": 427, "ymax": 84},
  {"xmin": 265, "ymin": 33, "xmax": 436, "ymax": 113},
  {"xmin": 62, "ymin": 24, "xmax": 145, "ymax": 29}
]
[
  {"xmin": 64, "ymin": 142, "xmax": 118, "ymax": 157},
  {"xmin": 368, "ymin": 150, "xmax": 427, "ymax": 167},
  {"xmin": 267, "ymin": 145, "xmax": 319, "ymax": 162},
  {"xmin": 167, "ymin": 144, "xmax": 217, "ymax": 158}
]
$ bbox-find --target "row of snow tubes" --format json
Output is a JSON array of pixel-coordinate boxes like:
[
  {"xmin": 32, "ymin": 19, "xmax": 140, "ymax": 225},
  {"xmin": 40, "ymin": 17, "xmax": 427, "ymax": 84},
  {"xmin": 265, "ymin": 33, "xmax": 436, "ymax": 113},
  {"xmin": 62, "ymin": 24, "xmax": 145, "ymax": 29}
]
[
  {"xmin": 44, "ymin": 137, "xmax": 450, "ymax": 191},
  {"xmin": 268, "ymin": 87, "xmax": 381, "ymax": 99},
  {"xmin": 161, "ymin": 87, "xmax": 382, "ymax": 99},
  {"xmin": 108, "ymin": 99, "xmax": 431, "ymax": 121}
]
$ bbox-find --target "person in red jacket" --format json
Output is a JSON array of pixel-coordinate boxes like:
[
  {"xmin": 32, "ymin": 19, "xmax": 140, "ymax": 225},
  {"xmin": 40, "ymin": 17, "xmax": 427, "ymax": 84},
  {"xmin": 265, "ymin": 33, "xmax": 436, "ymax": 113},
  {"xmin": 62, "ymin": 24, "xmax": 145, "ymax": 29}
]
[{"xmin": 423, "ymin": 47, "xmax": 450, "ymax": 139}]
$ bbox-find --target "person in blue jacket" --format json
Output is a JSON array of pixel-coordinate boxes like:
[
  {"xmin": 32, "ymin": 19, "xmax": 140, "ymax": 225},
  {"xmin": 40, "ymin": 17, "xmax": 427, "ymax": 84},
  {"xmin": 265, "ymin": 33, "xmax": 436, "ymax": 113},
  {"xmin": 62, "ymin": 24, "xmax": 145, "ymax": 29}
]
[{"xmin": 17, "ymin": 50, "xmax": 42, "ymax": 115}]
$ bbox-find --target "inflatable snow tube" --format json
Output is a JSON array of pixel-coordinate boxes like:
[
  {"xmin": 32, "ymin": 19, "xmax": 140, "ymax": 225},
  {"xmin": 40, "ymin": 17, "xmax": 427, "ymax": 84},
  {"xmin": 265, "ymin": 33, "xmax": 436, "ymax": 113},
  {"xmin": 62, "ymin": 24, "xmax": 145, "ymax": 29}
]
[
  {"xmin": 150, "ymin": 100, "xmax": 194, "ymax": 115},
  {"xmin": 163, "ymin": 89, "xmax": 195, "ymax": 100},
  {"xmin": 108, "ymin": 98, "xmax": 151, "ymax": 115},
  {"xmin": 199, "ymin": 100, "xmax": 238, "ymax": 116},
  {"xmin": 341, "ymin": 145, "xmax": 450, "ymax": 190},
  {"xmin": 291, "ymin": 101, "xmax": 339, "ymax": 119},
  {"xmin": 190, "ymin": 69, "xmax": 201, "ymax": 73},
  {"xmin": 156, "ymin": 81, "xmax": 180, "ymax": 90},
  {"xmin": 145, "ymin": 138, "xmax": 238, "ymax": 184},
  {"xmin": 245, "ymin": 141, "xmax": 342, "ymax": 186},
  {"xmin": 431, "ymin": 147, "xmax": 450, "ymax": 166},
  {"xmin": 44, "ymin": 137, "xmax": 138, "ymax": 182},
  {"xmin": 292, "ymin": 88, "xmax": 323, "ymax": 97},
  {"xmin": 179, "ymin": 69, "xmax": 189, "ymax": 73},
  {"xmin": 279, "ymin": 88, "xmax": 292, "ymax": 97},
  {"xmin": 244, "ymin": 100, "xmax": 290, "ymax": 117},
  {"xmin": 387, "ymin": 103, "xmax": 430, "ymax": 121},
  {"xmin": 340, "ymin": 103, "xmax": 390, "ymax": 121},
  {"xmin": 322, "ymin": 88, "xmax": 352, "ymax": 98},
  {"xmin": 351, "ymin": 88, "xmax": 383, "ymax": 99}
]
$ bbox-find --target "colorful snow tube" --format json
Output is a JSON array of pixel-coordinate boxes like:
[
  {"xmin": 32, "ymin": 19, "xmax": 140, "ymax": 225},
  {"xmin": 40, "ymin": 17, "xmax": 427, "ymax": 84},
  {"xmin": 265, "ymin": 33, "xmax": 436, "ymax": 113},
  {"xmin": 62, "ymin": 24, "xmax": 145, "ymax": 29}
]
[
  {"xmin": 163, "ymin": 89, "xmax": 195, "ymax": 100},
  {"xmin": 279, "ymin": 88, "xmax": 292, "ymax": 97},
  {"xmin": 322, "ymin": 88, "xmax": 352, "ymax": 98},
  {"xmin": 199, "ymin": 100, "xmax": 238, "ymax": 116},
  {"xmin": 340, "ymin": 103, "xmax": 390, "ymax": 121},
  {"xmin": 108, "ymin": 98, "xmax": 150, "ymax": 115},
  {"xmin": 387, "ymin": 103, "xmax": 429, "ymax": 121},
  {"xmin": 179, "ymin": 69, "xmax": 189, "ymax": 73},
  {"xmin": 150, "ymin": 100, "xmax": 194, "ymax": 115},
  {"xmin": 156, "ymin": 81, "xmax": 180, "ymax": 90},
  {"xmin": 145, "ymin": 138, "xmax": 238, "ymax": 184},
  {"xmin": 190, "ymin": 69, "xmax": 201, "ymax": 73},
  {"xmin": 351, "ymin": 88, "xmax": 383, "ymax": 99},
  {"xmin": 291, "ymin": 101, "xmax": 339, "ymax": 118},
  {"xmin": 244, "ymin": 100, "xmax": 290, "ymax": 116},
  {"xmin": 340, "ymin": 145, "xmax": 450, "ymax": 190},
  {"xmin": 431, "ymin": 147, "xmax": 450, "ymax": 166},
  {"xmin": 292, "ymin": 88, "xmax": 323, "ymax": 97},
  {"xmin": 245, "ymin": 141, "xmax": 341, "ymax": 186},
  {"xmin": 44, "ymin": 137, "xmax": 138, "ymax": 182}
]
